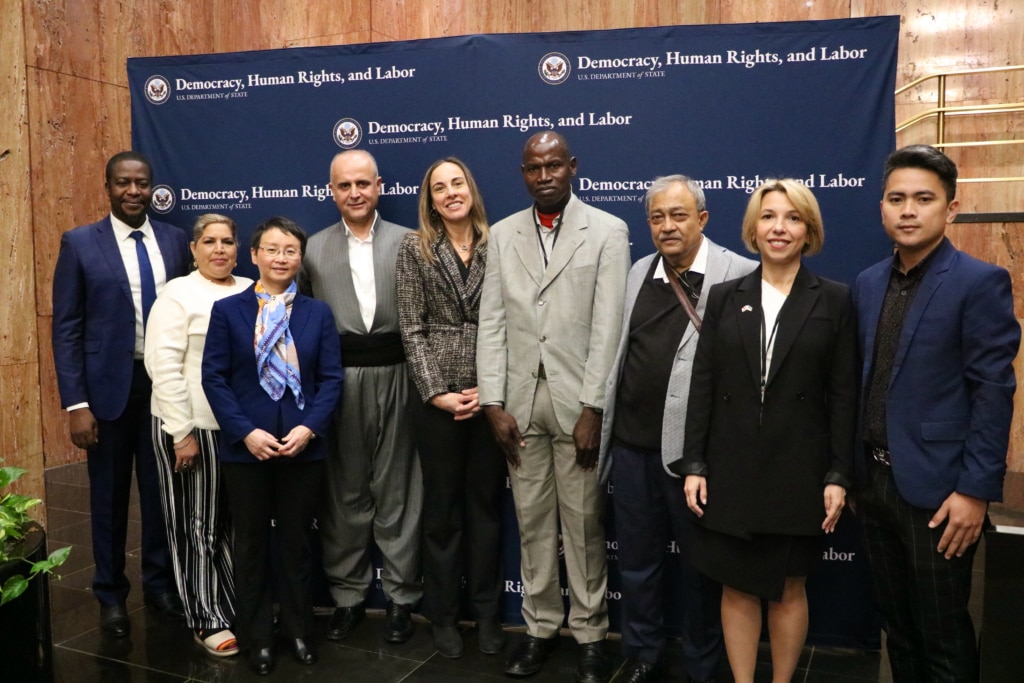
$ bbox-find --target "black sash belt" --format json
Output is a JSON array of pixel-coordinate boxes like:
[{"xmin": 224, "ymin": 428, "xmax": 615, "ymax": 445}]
[{"xmin": 340, "ymin": 332, "xmax": 405, "ymax": 367}]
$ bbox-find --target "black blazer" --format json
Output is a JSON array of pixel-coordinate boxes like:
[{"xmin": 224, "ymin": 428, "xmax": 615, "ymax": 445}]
[{"xmin": 682, "ymin": 265, "xmax": 858, "ymax": 538}]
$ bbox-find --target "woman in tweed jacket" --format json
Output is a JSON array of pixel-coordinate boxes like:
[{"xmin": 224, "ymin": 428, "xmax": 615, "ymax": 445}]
[{"xmin": 396, "ymin": 157, "xmax": 507, "ymax": 660}]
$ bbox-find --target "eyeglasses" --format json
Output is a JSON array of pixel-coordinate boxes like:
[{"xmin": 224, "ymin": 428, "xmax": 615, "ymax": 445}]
[{"xmin": 258, "ymin": 246, "xmax": 301, "ymax": 259}]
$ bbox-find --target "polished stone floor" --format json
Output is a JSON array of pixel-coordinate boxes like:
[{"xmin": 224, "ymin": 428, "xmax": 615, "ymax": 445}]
[{"xmin": 41, "ymin": 460, "xmax": 989, "ymax": 682}]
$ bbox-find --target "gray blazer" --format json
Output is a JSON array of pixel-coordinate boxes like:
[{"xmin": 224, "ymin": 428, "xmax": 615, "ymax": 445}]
[
  {"xmin": 396, "ymin": 231, "xmax": 487, "ymax": 403},
  {"xmin": 477, "ymin": 194, "xmax": 631, "ymax": 435},
  {"xmin": 298, "ymin": 215, "xmax": 412, "ymax": 335},
  {"xmin": 597, "ymin": 237, "xmax": 757, "ymax": 482}
]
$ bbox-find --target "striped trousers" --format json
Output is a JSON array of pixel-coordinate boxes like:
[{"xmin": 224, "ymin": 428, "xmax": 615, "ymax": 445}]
[{"xmin": 152, "ymin": 418, "xmax": 236, "ymax": 631}]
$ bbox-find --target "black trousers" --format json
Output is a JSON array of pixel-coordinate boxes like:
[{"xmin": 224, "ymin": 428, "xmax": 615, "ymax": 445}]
[
  {"xmin": 859, "ymin": 458, "xmax": 980, "ymax": 683},
  {"xmin": 611, "ymin": 441, "xmax": 723, "ymax": 681},
  {"xmin": 222, "ymin": 459, "xmax": 323, "ymax": 650},
  {"xmin": 413, "ymin": 401, "xmax": 506, "ymax": 625},
  {"xmin": 87, "ymin": 360, "xmax": 174, "ymax": 606}
]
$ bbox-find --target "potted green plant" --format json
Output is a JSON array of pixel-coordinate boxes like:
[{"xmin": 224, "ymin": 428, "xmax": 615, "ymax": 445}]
[
  {"xmin": 1, "ymin": 463, "xmax": 70, "ymax": 681},
  {"xmin": 0, "ymin": 464, "xmax": 70, "ymax": 604}
]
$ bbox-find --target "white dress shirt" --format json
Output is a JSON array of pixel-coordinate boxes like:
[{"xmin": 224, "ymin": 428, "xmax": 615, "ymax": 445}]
[
  {"xmin": 652, "ymin": 234, "xmax": 709, "ymax": 282},
  {"xmin": 344, "ymin": 213, "xmax": 377, "ymax": 332},
  {"xmin": 110, "ymin": 213, "xmax": 169, "ymax": 357}
]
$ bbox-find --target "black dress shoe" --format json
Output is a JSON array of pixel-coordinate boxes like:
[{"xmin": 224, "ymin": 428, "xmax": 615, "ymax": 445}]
[
  {"xmin": 621, "ymin": 660, "xmax": 661, "ymax": 683},
  {"xmin": 431, "ymin": 624, "xmax": 463, "ymax": 658},
  {"xmin": 144, "ymin": 592, "xmax": 186, "ymax": 620},
  {"xmin": 477, "ymin": 616, "xmax": 506, "ymax": 655},
  {"xmin": 249, "ymin": 647, "xmax": 274, "ymax": 675},
  {"xmin": 384, "ymin": 600, "xmax": 415, "ymax": 644},
  {"xmin": 505, "ymin": 634, "xmax": 558, "ymax": 677},
  {"xmin": 99, "ymin": 603, "xmax": 130, "ymax": 637},
  {"xmin": 289, "ymin": 638, "xmax": 317, "ymax": 665},
  {"xmin": 326, "ymin": 603, "xmax": 365, "ymax": 641},
  {"xmin": 576, "ymin": 641, "xmax": 611, "ymax": 683}
]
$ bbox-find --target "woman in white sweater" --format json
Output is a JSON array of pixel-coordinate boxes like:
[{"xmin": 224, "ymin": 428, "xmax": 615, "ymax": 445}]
[{"xmin": 145, "ymin": 214, "xmax": 252, "ymax": 657}]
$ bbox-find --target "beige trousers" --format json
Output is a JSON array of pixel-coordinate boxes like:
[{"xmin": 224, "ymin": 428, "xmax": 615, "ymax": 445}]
[{"xmin": 507, "ymin": 377, "xmax": 609, "ymax": 643}]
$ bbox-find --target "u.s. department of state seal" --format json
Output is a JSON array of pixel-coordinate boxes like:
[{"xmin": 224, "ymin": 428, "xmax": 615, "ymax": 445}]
[
  {"xmin": 538, "ymin": 53, "xmax": 571, "ymax": 85},
  {"xmin": 150, "ymin": 185, "xmax": 175, "ymax": 214},
  {"xmin": 144, "ymin": 76, "xmax": 171, "ymax": 105},
  {"xmin": 333, "ymin": 118, "xmax": 362, "ymax": 149}
]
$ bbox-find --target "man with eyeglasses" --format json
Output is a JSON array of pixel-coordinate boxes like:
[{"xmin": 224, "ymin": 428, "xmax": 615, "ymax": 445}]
[
  {"xmin": 597, "ymin": 175, "xmax": 756, "ymax": 683},
  {"xmin": 298, "ymin": 149, "xmax": 422, "ymax": 645},
  {"xmin": 477, "ymin": 131, "xmax": 630, "ymax": 683}
]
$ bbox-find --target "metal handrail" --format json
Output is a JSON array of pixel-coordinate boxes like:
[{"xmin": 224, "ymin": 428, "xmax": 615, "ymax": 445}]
[
  {"xmin": 895, "ymin": 64, "xmax": 1024, "ymax": 96},
  {"xmin": 896, "ymin": 65, "xmax": 1024, "ymax": 187}
]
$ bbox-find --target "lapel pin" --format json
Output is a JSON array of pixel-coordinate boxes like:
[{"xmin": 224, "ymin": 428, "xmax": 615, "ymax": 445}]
[{"xmin": 741, "ymin": 305, "xmax": 753, "ymax": 313}]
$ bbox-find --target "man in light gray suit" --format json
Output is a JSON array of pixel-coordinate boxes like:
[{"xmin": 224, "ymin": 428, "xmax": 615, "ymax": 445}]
[
  {"xmin": 477, "ymin": 132, "xmax": 630, "ymax": 683},
  {"xmin": 298, "ymin": 149, "xmax": 422, "ymax": 645},
  {"xmin": 597, "ymin": 175, "xmax": 757, "ymax": 683}
]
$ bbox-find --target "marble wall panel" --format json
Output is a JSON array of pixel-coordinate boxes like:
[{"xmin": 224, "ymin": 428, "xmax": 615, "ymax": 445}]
[
  {"xmin": 368, "ymin": 0, "xmax": 716, "ymax": 42},
  {"xmin": 719, "ymin": 0, "xmax": 852, "ymax": 24},
  {"xmin": 1011, "ymin": 345, "xmax": 1024, "ymax": 477},
  {"xmin": 1, "ymin": 1, "xmax": 35, "ymax": 367},
  {"xmin": 3, "ymin": 0, "xmax": 45, "ymax": 511},
  {"xmin": 36, "ymin": 315, "xmax": 78, "ymax": 469},
  {"xmin": 284, "ymin": 31, "xmax": 375, "ymax": 48},
  {"xmin": 0, "ymin": 362, "xmax": 45, "ymax": 517},
  {"xmin": 256, "ymin": 0, "xmax": 368, "ymax": 48},
  {"xmin": 30, "ymin": 70, "xmax": 131, "ymax": 316}
]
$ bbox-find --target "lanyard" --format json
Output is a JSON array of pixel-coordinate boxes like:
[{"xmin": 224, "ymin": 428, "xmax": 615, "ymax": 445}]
[
  {"xmin": 760, "ymin": 310, "xmax": 781, "ymax": 406},
  {"xmin": 533, "ymin": 210, "xmax": 562, "ymax": 267}
]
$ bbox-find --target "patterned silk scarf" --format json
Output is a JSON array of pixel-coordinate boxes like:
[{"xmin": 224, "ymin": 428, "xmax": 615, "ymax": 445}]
[{"xmin": 253, "ymin": 280, "xmax": 305, "ymax": 409}]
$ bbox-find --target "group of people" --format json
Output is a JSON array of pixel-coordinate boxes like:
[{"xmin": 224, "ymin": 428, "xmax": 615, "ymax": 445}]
[{"xmin": 51, "ymin": 136, "xmax": 1018, "ymax": 683}]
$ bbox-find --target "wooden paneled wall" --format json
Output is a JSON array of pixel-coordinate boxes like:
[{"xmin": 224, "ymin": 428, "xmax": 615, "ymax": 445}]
[{"xmin": 6, "ymin": 0, "xmax": 1022, "ymax": 509}]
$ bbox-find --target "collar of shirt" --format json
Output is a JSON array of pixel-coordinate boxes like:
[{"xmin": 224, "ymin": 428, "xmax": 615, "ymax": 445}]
[
  {"xmin": 891, "ymin": 236, "xmax": 946, "ymax": 277},
  {"xmin": 343, "ymin": 212, "xmax": 379, "ymax": 244},
  {"xmin": 110, "ymin": 213, "xmax": 154, "ymax": 242},
  {"xmin": 653, "ymin": 235, "xmax": 708, "ymax": 283}
]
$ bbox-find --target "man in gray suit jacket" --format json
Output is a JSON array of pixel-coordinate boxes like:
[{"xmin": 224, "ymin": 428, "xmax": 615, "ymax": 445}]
[
  {"xmin": 477, "ymin": 132, "xmax": 630, "ymax": 683},
  {"xmin": 298, "ymin": 149, "xmax": 422, "ymax": 645},
  {"xmin": 597, "ymin": 176, "xmax": 756, "ymax": 683}
]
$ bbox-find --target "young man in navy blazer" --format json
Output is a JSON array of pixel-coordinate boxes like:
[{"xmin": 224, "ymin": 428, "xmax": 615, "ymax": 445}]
[
  {"xmin": 52, "ymin": 152, "xmax": 191, "ymax": 636},
  {"xmin": 854, "ymin": 145, "xmax": 1020, "ymax": 682}
]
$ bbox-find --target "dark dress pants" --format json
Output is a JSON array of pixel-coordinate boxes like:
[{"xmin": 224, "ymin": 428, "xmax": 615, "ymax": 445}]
[
  {"xmin": 87, "ymin": 360, "xmax": 174, "ymax": 606},
  {"xmin": 222, "ymin": 458, "xmax": 323, "ymax": 650},
  {"xmin": 859, "ymin": 458, "xmax": 980, "ymax": 683},
  {"xmin": 611, "ymin": 441, "xmax": 723, "ymax": 681},
  {"xmin": 414, "ymin": 401, "xmax": 506, "ymax": 625}
]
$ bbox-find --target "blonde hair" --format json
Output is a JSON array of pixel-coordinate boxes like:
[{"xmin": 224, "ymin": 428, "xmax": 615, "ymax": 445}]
[
  {"xmin": 740, "ymin": 179, "xmax": 824, "ymax": 256},
  {"xmin": 416, "ymin": 157, "xmax": 489, "ymax": 264}
]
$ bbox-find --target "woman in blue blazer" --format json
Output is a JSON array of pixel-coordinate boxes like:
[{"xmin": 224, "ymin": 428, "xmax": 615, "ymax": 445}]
[
  {"xmin": 202, "ymin": 216, "xmax": 343, "ymax": 675},
  {"xmin": 681, "ymin": 180, "xmax": 857, "ymax": 683}
]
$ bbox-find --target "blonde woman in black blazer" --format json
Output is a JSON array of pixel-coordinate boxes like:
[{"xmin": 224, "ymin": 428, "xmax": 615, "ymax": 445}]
[
  {"xmin": 681, "ymin": 179, "xmax": 857, "ymax": 683},
  {"xmin": 396, "ymin": 157, "xmax": 506, "ymax": 660}
]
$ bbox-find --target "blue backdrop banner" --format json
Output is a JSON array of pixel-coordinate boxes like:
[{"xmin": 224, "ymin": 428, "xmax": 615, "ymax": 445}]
[{"xmin": 130, "ymin": 16, "xmax": 898, "ymax": 648}]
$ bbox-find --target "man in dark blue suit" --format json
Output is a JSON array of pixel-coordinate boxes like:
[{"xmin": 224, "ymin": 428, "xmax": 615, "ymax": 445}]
[
  {"xmin": 52, "ymin": 151, "xmax": 191, "ymax": 636},
  {"xmin": 853, "ymin": 145, "xmax": 1020, "ymax": 683}
]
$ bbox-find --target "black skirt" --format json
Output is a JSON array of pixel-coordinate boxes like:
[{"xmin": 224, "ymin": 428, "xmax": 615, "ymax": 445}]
[{"xmin": 690, "ymin": 523, "xmax": 823, "ymax": 601}]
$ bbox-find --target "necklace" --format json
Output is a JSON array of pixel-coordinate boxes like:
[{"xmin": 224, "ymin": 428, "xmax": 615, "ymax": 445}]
[
  {"xmin": 202, "ymin": 272, "xmax": 235, "ymax": 286},
  {"xmin": 448, "ymin": 230, "xmax": 473, "ymax": 253}
]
